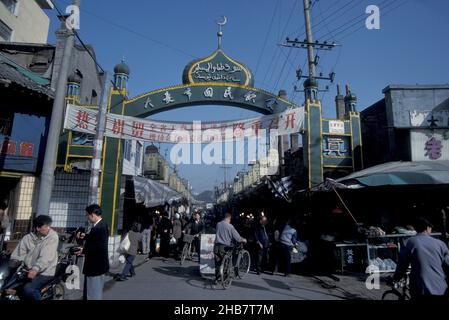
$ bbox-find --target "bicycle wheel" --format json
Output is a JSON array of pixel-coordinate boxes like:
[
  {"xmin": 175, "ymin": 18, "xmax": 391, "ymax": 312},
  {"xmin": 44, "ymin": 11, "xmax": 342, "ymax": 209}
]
[
  {"xmin": 180, "ymin": 243, "xmax": 189, "ymax": 265},
  {"xmin": 382, "ymin": 290, "xmax": 403, "ymax": 300},
  {"xmin": 237, "ymin": 250, "xmax": 251, "ymax": 279},
  {"xmin": 221, "ymin": 254, "xmax": 233, "ymax": 289},
  {"xmin": 52, "ymin": 282, "xmax": 65, "ymax": 300}
]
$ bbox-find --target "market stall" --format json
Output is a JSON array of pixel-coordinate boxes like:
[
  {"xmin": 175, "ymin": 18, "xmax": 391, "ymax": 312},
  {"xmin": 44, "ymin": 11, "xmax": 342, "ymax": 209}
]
[{"xmin": 296, "ymin": 160, "xmax": 449, "ymax": 274}]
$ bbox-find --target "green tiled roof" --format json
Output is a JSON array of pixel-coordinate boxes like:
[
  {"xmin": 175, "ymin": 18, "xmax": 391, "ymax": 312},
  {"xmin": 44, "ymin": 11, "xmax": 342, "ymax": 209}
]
[{"xmin": 0, "ymin": 52, "xmax": 54, "ymax": 97}]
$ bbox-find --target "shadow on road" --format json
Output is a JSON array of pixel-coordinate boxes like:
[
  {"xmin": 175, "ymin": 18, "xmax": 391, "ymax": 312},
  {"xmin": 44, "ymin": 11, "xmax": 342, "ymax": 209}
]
[
  {"xmin": 153, "ymin": 265, "xmax": 202, "ymax": 279},
  {"xmin": 262, "ymin": 278, "xmax": 292, "ymax": 291}
]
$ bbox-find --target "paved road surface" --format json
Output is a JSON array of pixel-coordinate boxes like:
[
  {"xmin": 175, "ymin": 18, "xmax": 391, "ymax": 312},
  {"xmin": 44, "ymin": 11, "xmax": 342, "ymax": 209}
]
[{"xmin": 89, "ymin": 255, "xmax": 388, "ymax": 300}]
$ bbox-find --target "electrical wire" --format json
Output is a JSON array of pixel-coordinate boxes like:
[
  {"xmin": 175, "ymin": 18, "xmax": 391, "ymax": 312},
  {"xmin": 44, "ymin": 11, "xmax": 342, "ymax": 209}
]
[
  {"xmin": 254, "ymin": 0, "xmax": 280, "ymax": 78},
  {"xmin": 336, "ymin": 0, "xmax": 409, "ymax": 42},
  {"xmin": 316, "ymin": 0, "xmax": 396, "ymax": 41},
  {"xmin": 52, "ymin": 0, "xmax": 197, "ymax": 59}
]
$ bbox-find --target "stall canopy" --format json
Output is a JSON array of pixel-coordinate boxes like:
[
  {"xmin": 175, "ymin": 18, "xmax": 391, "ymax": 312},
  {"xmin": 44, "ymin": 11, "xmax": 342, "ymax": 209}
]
[
  {"xmin": 132, "ymin": 176, "xmax": 183, "ymax": 208},
  {"xmin": 311, "ymin": 160, "xmax": 449, "ymax": 192}
]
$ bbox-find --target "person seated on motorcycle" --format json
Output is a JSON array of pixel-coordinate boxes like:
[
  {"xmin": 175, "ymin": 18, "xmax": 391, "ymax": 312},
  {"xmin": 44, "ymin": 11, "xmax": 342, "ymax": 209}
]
[{"xmin": 9, "ymin": 215, "xmax": 59, "ymax": 300}]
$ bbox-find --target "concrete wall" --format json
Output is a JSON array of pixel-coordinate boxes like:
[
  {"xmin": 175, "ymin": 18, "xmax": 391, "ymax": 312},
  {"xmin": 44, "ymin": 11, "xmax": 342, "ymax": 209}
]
[
  {"xmin": 0, "ymin": 0, "xmax": 50, "ymax": 43},
  {"xmin": 383, "ymin": 85, "xmax": 449, "ymax": 128},
  {"xmin": 362, "ymin": 85, "xmax": 449, "ymax": 167}
]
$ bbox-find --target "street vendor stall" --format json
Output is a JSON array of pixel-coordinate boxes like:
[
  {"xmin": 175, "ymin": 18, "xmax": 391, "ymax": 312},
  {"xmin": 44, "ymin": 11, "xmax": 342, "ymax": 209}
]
[{"xmin": 296, "ymin": 160, "xmax": 449, "ymax": 274}]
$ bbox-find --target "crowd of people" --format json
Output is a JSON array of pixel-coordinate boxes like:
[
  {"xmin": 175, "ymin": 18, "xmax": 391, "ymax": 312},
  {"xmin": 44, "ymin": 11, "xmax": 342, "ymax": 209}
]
[
  {"xmin": 2, "ymin": 202, "xmax": 448, "ymax": 301},
  {"xmin": 232, "ymin": 213, "xmax": 299, "ymax": 277},
  {"xmin": 114, "ymin": 209, "xmax": 207, "ymax": 282}
]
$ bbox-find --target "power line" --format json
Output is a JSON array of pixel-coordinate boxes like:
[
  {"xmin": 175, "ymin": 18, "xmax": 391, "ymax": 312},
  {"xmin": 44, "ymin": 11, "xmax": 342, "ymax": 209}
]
[
  {"xmin": 316, "ymin": 0, "xmax": 338, "ymax": 40},
  {"xmin": 53, "ymin": 0, "xmax": 197, "ymax": 59},
  {"xmin": 263, "ymin": 0, "xmax": 299, "ymax": 90},
  {"xmin": 295, "ymin": 0, "xmax": 360, "ymax": 40},
  {"xmin": 254, "ymin": 0, "xmax": 280, "ymax": 78},
  {"xmin": 272, "ymin": 49, "xmax": 292, "ymax": 93},
  {"xmin": 336, "ymin": 0, "xmax": 409, "ymax": 42},
  {"xmin": 312, "ymin": 0, "xmax": 364, "ymax": 40},
  {"xmin": 50, "ymin": 1, "xmax": 127, "ymax": 106},
  {"xmin": 316, "ymin": 0, "xmax": 396, "ymax": 41}
]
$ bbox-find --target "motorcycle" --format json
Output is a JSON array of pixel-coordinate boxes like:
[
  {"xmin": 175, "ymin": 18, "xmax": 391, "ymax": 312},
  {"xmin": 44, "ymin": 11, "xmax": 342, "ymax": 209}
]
[{"xmin": 0, "ymin": 241, "xmax": 80, "ymax": 300}]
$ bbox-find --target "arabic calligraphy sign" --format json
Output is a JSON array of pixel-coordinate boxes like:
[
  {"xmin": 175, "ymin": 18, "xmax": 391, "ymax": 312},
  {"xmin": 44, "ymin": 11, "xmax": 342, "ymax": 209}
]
[{"xmin": 183, "ymin": 49, "xmax": 253, "ymax": 87}]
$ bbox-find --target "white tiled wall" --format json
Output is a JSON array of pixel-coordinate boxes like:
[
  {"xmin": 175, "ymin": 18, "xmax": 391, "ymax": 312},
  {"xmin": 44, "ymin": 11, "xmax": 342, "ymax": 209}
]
[
  {"xmin": 15, "ymin": 175, "xmax": 37, "ymax": 221},
  {"xmin": 49, "ymin": 171, "xmax": 90, "ymax": 229}
]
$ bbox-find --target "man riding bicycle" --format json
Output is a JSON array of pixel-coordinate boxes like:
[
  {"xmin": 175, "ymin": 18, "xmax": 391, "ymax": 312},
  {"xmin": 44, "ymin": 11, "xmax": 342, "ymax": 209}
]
[
  {"xmin": 213, "ymin": 213, "xmax": 246, "ymax": 284},
  {"xmin": 393, "ymin": 217, "xmax": 449, "ymax": 300}
]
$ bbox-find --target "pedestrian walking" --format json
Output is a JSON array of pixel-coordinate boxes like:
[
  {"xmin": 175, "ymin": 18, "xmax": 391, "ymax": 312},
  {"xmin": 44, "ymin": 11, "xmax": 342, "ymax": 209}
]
[
  {"xmin": 158, "ymin": 211, "xmax": 172, "ymax": 258},
  {"xmin": 116, "ymin": 222, "xmax": 143, "ymax": 281},
  {"xmin": 172, "ymin": 213, "xmax": 183, "ymax": 259},
  {"xmin": 141, "ymin": 225, "xmax": 152, "ymax": 256},
  {"xmin": 253, "ymin": 216, "xmax": 270, "ymax": 275},
  {"xmin": 268, "ymin": 219, "xmax": 285, "ymax": 275},
  {"xmin": 279, "ymin": 219, "xmax": 298, "ymax": 277},
  {"xmin": 75, "ymin": 204, "xmax": 109, "ymax": 300},
  {"xmin": 0, "ymin": 201, "xmax": 9, "ymax": 249},
  {"xmin": 147, "ymin": 210, "xmax": 161, "ymax": 259}
]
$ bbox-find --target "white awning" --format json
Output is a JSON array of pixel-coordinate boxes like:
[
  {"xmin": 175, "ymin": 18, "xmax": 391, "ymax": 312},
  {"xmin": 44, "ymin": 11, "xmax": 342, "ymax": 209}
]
[{"xmin": 132, "ymin": 176, "xmax": 183, "ymax": 208}]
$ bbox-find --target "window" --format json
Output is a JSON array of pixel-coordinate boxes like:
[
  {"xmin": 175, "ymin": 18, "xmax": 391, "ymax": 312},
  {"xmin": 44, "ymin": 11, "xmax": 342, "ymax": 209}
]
[
  {"xmin": 1, "ymin": 0, "xmax": 17, "ymax": 15},
  {"xmin": 135, "ymin": 142, "xmax": 142, "ymax": 168},
  {"xmin": 0, "ymin": 20, "xmax": 12, "ymax": 42},
  {"xmin": 124, "ymin": 140, "xmax": 131, "ymax": 161},
  {"xmin": 90, "ymin": 90, "xmax": 98, "ymax": 105}
]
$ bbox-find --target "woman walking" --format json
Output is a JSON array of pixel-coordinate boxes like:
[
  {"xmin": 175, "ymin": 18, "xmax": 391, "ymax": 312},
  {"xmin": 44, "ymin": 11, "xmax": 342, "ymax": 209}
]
[{"xmin": 116, "ymin": 222, "xmax": 142, "ymax": 281}]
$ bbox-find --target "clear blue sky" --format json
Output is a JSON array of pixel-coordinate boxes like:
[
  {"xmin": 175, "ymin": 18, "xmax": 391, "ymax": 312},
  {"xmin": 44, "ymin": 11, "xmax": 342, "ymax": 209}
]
[{"xmin": 47, "ymin": 0, "xmax": 449, "ymax": 193}]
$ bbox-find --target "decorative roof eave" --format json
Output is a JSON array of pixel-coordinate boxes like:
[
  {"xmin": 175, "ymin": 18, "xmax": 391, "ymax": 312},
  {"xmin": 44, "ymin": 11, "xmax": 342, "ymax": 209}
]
[{"xmin": 0, "ymin": 52, "xmax": 54, "ymax": 98}]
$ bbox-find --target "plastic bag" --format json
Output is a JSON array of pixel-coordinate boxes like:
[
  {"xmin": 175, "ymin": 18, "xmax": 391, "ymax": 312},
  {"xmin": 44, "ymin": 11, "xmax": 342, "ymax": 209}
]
[
  {"xmin": 119, "ymin": 233, "xmax": 130, "ymax": 253},
  {"xmin": 170, "ymin": 236, "xmax": 177, "ymax": 245}
]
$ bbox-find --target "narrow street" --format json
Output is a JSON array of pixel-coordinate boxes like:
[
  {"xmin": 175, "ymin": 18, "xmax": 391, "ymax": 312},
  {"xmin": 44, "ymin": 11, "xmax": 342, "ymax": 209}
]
[{"xmin": 67, "ymin": 255, "xmax": 388, "ymax": 300}]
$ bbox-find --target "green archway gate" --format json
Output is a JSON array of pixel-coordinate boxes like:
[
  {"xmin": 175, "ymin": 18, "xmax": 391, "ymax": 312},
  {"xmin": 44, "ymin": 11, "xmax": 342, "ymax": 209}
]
[{"xmin": 97, "ymin": 46, "xmax": 362, "ymax": 235}]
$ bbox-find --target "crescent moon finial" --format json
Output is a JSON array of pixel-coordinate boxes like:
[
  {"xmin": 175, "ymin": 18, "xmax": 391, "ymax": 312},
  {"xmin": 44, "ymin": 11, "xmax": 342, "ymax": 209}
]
[
  {"xmin": 217, "ymin": 15, "xmax": 227, "ymax": 26},
  {"xmin": 216, "ymin": 16, "xmax": 227, "ymax": 49}
]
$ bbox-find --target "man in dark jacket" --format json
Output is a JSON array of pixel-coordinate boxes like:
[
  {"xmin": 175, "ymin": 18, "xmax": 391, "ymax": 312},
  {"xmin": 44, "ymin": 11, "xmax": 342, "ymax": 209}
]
[
  {"xmin": 76, "ymin": 204, "xmax": 109, "ymax": 300},
  {"xmin": 254, "ymin": 216, "xmax": 270, "ymax": 275},
  {"xmin": 157, "ymin": 211, "xmax": 173, "ymax": 258},
  {"xmin": 184, "ymin": 212, "xmax": 204, "ymax": 257}
]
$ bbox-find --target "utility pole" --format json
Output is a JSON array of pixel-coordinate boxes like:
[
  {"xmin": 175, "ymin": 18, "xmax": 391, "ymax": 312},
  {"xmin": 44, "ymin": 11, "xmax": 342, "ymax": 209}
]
[
  {"xmin": 281, "ymin": 0, "xmax": 339, "ymax": 102},
  {"xmin": 220, "ymin": 165, "xmax": 231, "ymax": 190},
  {"xmin": 88, "ymin": 72, "xmax": 110, "ymax": 204},
  {"xmin": 37, "ymin": 0, "xmax": 79, "ymax": 215},
  {"xmin": 303, "ymin": 0, "xmax": 316, "ymax": 81}
]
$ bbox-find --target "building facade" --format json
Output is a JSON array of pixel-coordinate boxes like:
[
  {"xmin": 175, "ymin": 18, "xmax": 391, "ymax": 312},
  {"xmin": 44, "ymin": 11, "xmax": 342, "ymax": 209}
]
[
  {"xmin": 0, "ymin": 49, "xmax": 53, "ymax": 239},
  {"xmin": 0, "ymin": 0, "xmax": 52, "ymax": 43},
  {"xmin": 361, "ymin": 84, "xmax": 449, "ymax": 168}
]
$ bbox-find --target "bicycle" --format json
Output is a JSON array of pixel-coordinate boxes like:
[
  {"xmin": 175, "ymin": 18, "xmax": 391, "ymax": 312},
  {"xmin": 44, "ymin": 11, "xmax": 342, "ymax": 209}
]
[
  {"xmin": 219, "ymin": 242, "xmax": 251, "ymax": 289},
  {"xmin": 180, "ymin": 234, "xmax": 197, "ymax": 265},
  {"xmin": 382, "ymin": 272, "xmax": 411, "ymax": 300}
]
